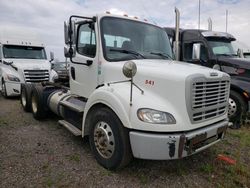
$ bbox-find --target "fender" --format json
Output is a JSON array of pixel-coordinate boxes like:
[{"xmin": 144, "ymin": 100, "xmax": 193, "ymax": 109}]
[
  {"xmin": 82, "ymin": 85, "xmax": 131, "ymax": 136},
  {"xmin": 231, "ymin": 77, "xmax": 250, "ymax": 94},
  {"xmin": 0, "ymin": 66, "xmax": 20, "ymax": 83}
]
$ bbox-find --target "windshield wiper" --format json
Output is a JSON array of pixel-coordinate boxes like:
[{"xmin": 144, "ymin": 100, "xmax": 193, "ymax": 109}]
[
  {"xmin": 110, "ymin": 49, "xmax": 145, "ymax": 59},
  {"xmin": 150, "ymin": 52, "xmax": 173, "ymax": 60}
]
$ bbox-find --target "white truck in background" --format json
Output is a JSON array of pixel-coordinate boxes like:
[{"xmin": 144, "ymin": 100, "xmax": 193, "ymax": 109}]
[
  {"xmin": 20, "ymin": 13, "xmax": 230, "ymax": 170},
  {"xmin": 0, "ymin": 28, "xmax": 57, "ymax": 97}
]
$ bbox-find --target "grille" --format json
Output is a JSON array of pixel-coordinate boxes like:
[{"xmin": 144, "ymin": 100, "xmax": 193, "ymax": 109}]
[
  {"xmin": 191, "ymin": 80, "xmax": 230, "ymax": 122},
  {"xmin": 24, "ymin": 69, "xmax": 49, "ymax": 83}
]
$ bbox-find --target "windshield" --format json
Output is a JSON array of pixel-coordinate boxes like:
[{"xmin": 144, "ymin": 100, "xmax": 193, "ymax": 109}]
[
  {"xmin": 207, "ymin": 39, "xmax": 237, "ymax": 56},
  {"xmin": 53, "ymin": 62, "xmax": 67, "ymax": 69},
  {"xmin": 3, "ymin": 45, "xmax": 47, "ymax": 59},
  {"xmin": 101, "ymin": 17, "xmax": 173, "ymax": 61}
]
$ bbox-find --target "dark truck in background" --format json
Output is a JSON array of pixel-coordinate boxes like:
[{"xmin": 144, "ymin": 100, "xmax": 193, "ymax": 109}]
[{"xmin": 165, "ymin": 9, "xmax": 250, "ymax": 128}]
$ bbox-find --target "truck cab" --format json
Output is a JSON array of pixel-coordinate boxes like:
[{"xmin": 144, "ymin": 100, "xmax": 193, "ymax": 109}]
[
  {"xmin": 165, "ymin": 10, "xmax": 250, "ymax": 127},
  {"xmin": 21, "ymin": 13, "xmax": 230, "ymax": 169},
  {"xmin": 0, "ymin": 28, "xmax": 57, "ymax": 97}
]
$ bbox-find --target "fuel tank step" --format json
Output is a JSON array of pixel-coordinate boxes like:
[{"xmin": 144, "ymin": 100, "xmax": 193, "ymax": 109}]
[
  {"xmin": 58, "ymin": 120, "xmax": 81, "ymax": 136},
  {"xmin": 59, "ymin": 100, "xmax": 85, "ymax": 113}
]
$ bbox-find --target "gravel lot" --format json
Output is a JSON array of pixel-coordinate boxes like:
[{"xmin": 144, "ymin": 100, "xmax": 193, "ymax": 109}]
[{"xmin": 0, "ymin": 95, "xmax": 249, "ymax": 188}]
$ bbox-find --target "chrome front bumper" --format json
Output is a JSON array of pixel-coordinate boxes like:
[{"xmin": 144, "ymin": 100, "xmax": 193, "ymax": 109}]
[{"xmin": 129, "ymin": 119, "xmax": 228, "ymax": 160}]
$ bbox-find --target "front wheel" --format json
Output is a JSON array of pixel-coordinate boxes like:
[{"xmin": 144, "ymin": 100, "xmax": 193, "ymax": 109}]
[
  {"xmin": 228, "ymin": 91, "xmax": 247, "ymax": 129},
  {"xmin": 1, "ymin": 79, "xmax": 8, "ymax": 98},
  {"xmin": 89, "ymin": 107, "xmax": 132, "ymax": 170}
]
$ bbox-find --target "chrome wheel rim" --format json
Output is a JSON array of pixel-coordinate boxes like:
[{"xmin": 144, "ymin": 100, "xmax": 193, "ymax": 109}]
[
  {"xmin": 94, "ymin": 121, "xmax": 115, "ymax": 159},
  {"xmin": 21, "ymin": 90, "xmax": 26, "ymax": 107},
  {"xmin": 31, "ymin": 95, "xmax": 37, "ymax": 113},
  {"xmin": 228, "ymin": 98, "xmax": 237, "ymax": 117}
]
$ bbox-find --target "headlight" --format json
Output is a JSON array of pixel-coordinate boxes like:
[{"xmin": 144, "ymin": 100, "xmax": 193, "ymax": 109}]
[
  {"xmin": 137, "ymin": 108, "xmax": 176, "ymax": 124},
  {"xmin": 5, "ymin": 74, "xmax": 20, "ymax": 82}
]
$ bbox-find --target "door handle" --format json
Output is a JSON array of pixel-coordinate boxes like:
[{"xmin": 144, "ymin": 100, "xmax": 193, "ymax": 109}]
[{"xmin": 86, "ymin": 60, "xmax": 93, "ymax": 66}]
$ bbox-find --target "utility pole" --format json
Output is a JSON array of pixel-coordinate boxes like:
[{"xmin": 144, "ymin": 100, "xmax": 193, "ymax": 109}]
[
  {"xmin": 208, "ymin": 17, "xmax": 212, "ymax": 31},
  {"xmin": 226, "ymin": 9, "xmax": 228, "ymax": 33},
  {"xmin": 198, "ymin": 0, "xmax": 201, "ymax": 30}
]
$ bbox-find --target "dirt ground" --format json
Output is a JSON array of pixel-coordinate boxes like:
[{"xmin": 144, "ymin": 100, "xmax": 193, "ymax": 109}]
[{"xmin": 0, "ymin": 95, "xmax": 249, "ymax": 188}]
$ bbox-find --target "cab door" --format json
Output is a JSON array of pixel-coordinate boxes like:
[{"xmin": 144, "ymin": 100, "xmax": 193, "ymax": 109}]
[{"xmin": 70, "ymin": 22, "xmax": 99, "ymax": 98}]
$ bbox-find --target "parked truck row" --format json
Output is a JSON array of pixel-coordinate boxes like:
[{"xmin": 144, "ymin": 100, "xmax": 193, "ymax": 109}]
[
  {"xmin": 165, "ymin": 8, "xmax": 250, "ymax": 128},
  {"xmin": 18, "ymin": 13, "xmax": 230, "ymax": 169},
  {"xmin": 0, "ymin": 28, "xmax": 57, "ymax": 97}
]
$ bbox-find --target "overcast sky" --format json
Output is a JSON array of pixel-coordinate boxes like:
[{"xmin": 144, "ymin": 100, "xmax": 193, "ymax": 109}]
[{"xmin": 0, "ymin": 0, "xmax": 249, "ymax": 60}]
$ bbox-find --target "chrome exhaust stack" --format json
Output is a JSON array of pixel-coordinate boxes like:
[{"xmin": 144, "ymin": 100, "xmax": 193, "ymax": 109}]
[
  {"xmin": 208, "ymin": 17, "xmax": 212, "ymax": 31},
  {"xmin": 174, "ymin": 7, "xmax": 180, "ymax": 61}
]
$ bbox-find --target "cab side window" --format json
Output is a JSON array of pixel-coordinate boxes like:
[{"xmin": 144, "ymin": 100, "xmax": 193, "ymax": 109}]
[
  {"xmin": 77, "ymin": 23, "xmax": 96, "ymax": 57},
  {"xmin": 200, "ymin": 44, "xmax": 208, "ymax": 62},
  {"xmin": 183, "ymin": 43, "xmax": 193, "ymax": 61}
]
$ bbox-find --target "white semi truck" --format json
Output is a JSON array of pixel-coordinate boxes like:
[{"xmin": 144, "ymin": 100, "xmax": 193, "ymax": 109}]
[
  {"xmin": 0, "ymin": 28, "xmax": 57, "ymax": 97},
  {"xmin": 20, "ymin": 13, "xmax": 230, "ymax": 170}
]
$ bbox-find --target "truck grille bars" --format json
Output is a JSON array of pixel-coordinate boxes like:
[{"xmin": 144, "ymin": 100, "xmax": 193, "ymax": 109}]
[
  {"xmin": 24, "ymin": 69, "xmax": 49, "ymax": 83},
  {"xmin": 188, "ymin": 78, "xmax": 230, "ymax": 123}
]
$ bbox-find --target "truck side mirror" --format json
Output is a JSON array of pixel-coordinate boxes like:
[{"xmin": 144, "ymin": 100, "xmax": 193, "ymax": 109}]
[
  {"xmin": 50, "ymin": 52, "xmax": 54, "ymax": 62},
  {"xmin": 64, "ymin": 20, "xmax": 76, "ymax": 45},
  {"xmin": 192, "ymin": 43, "xmax": 201, "ymax": 60},
  {"xmin": 64, "ymin": 21, "xmax": 70, "ymax": 45},
  {"xmin": 237, "ymin": 48, "xmax": 244, "ymax": 58}
]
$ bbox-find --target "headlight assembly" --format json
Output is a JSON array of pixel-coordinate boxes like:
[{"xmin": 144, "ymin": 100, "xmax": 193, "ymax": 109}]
[{"xmin": 137, "ymin": 108, "xmax": 176, "ymax": 124}]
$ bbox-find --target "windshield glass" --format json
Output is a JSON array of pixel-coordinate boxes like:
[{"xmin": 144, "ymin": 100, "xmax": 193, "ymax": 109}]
[
  {"xmin": 3, "ymin": 45, "xmax": 47, "ymax": 59},
  {"xmin": 101, "ymin": 17, "xmax": 173, "ymax": 61},
  {"xmin": 53, "ymin": 62, "xmax": 67, "ymax": 69},
  {"xmin": 207, "ymin": 39, "xmax": 237, "ymax": 56}
]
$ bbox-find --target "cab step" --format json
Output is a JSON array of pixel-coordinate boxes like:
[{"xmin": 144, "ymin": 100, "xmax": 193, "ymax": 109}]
[
  {"xmin": 58, "ymin": 120, "xmax": 82, "ymax": 136},
  {"xmin": 59, "ymin": 100, "xmax": 85, "ymax": 113}
]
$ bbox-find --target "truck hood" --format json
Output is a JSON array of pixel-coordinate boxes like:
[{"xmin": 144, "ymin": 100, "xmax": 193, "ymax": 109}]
[
  {"xmin": 218, "ymin": 56, "xmax": 250, "ymax": 69},
  {"xmin": 102, "ymin": 59, "xmax": 229, "ymax": 131},
  {"xmin": 103, "ymin": 59, "xmax": 225, "ymax": 82},
  {"xmin": 4, "ymin": 58, "xmax": 51, "ymax": 70}
]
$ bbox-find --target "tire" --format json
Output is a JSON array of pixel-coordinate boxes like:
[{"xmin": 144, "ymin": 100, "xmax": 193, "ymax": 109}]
[
  {"xmin": 20, "ymin": 84, "xmax": 33, "ymax": 112},
  {"xmin": 228, "ymin": 90, "xmax": 247, "ymax": 129},
  {"xmin": 31, "ymin": 85, "xmax": 47, "ymax": 120},
  {"xmin": 1, "ymin": 79, "xmax": 8, "ymax": 98},
  {"xmin": 89, "ymin": 107, "xmax": 132, "ymax": 170}
]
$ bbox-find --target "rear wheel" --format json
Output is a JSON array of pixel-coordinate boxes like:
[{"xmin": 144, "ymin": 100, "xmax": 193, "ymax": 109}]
[
  {"xmin": 228, "ymin": 91, "xmax": 247, "ymax": 129},
  {"xmin": 20, "ymin": 84, "xmax": 33, "ymax": 112},
  {"xmin": 1, "ymin": 79, "xmax": 8, "ymax": 98},
  {"xmin": 89, "ymin": 107, "xmax": 132, "ymax": 170},
  {"xmin": 31, "ymin": 85, "xmax": 47, "ymax": 120}
]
